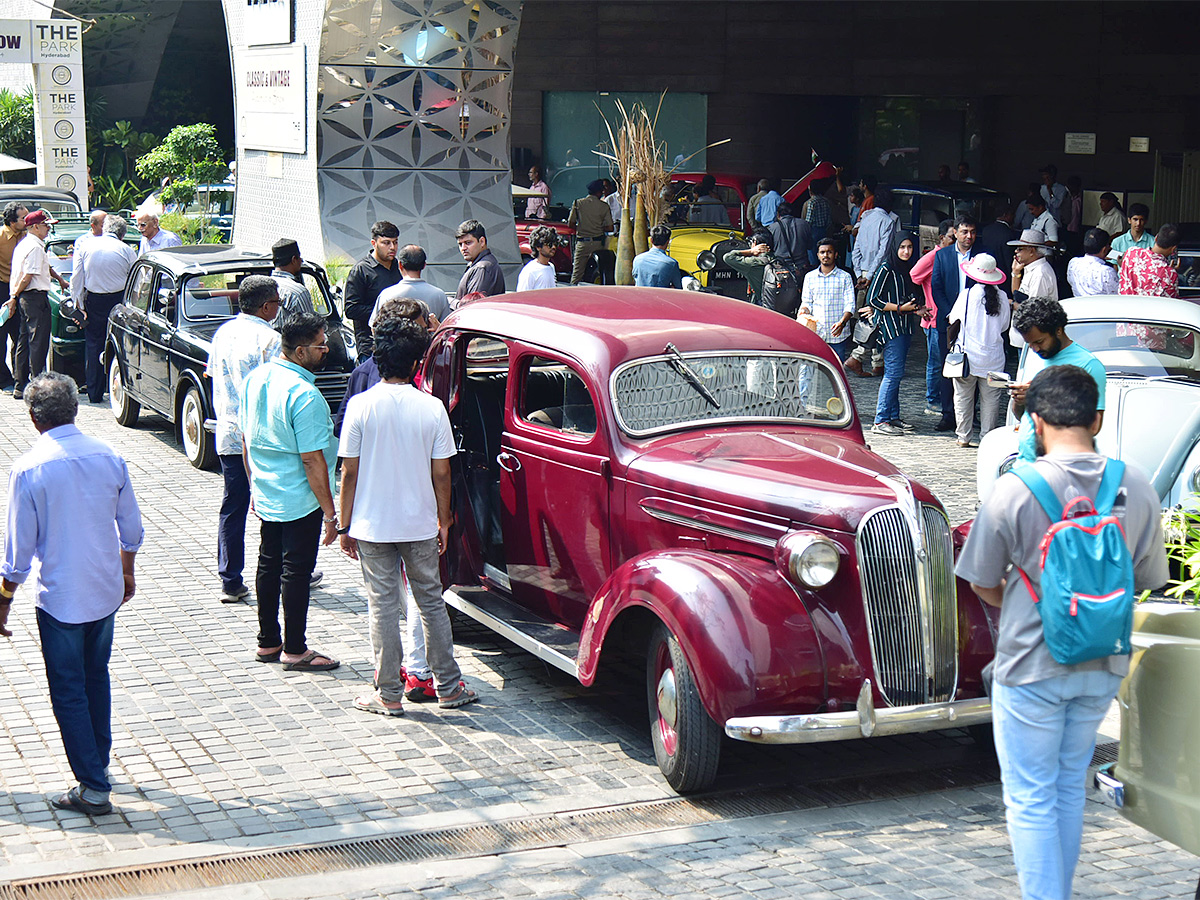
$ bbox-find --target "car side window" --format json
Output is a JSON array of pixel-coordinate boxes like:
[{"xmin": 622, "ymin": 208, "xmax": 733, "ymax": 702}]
[
  {"xmin": 130, "ymin": 265, "xmax": 154, "ymax": 313},
  {"xmin": 302, "ymin": 272, "xmax": 332, "ymax": 316},
  {"xmin": 153, "ymin": 273, "xmax": 176, "ymax": 318},
  {"xmin": 519, "ymin": 355, "xmax": 596, "ymax": 436}
]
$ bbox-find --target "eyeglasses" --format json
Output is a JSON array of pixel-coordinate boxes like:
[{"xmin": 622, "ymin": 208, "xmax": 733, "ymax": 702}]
[
  {"xmin": 300, "ymin": 341, "xmax": 329, "ymax": 352},
  {"xmin": 135, "ymin": 222, "xmax": 149, "ymax": 230}
]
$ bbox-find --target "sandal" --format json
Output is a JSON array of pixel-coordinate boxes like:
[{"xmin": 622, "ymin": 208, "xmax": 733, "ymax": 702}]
[
  {"xmin": 282, "ymin": 649, "xmax": 340, "ymax": 672},
  {"xmin": 438, "ymin": 682, "xmax": 479, "ymax": 709},
  {"xmin": 256, "ymin": 646, "xmax": 283, "ymax": 663},
  {"xmin": 354, "ymin": 692, "xmax": 404, "ymax": 717},
  {"xmin": 51, "ymin": 787, "xmax": 112, "ymax": 816}
]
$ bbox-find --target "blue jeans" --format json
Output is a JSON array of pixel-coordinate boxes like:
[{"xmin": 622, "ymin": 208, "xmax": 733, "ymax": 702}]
[
  {"xmin": 827, "ymin": 338, "xmax": 849, "ymax": 361},
  {"xmin": 218, "ymin": 454, "xmax": 251, "ymax": 593},
  {"xmin": 924, "ymin": 327, "xmax": 942, "ymax": 406},
  {"xmin": 873, "ymin": 333, "xmax": 911, "ymax": 424},
  {"xmin": 37, "ymin": 607, "xmax": 116, "ymax": 795},
  {"xmin": 993, "ymin": 669, "xmax": 1123, "ymax": 900}
]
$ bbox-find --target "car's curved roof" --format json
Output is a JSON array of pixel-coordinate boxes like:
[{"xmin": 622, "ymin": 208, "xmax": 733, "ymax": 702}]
[
  {"xmin": 447, "ymin": 287, "xmax": 834, "ymax": 371},
  {"xmin": 886, "ymin": 181, "xmax": 1005, "ymax": 197},
  {"xmin": 1063, "ymin": 295, "xmax": 1200, "ymax": 327},
  {"xmin": 142, "ymin": 244, "xmax": 273, "ymax": 276}
]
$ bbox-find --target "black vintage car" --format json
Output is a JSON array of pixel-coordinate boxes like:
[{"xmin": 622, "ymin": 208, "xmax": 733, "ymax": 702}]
[{"xmin": 105, "ymin": 245, "xmax": 356, "ymax": 469}]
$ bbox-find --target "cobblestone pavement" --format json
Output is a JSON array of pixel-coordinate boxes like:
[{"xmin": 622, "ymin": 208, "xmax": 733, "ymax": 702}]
[{"xmin": 0, "ymin": 340, "xmax": 1194, "ymax": 898}]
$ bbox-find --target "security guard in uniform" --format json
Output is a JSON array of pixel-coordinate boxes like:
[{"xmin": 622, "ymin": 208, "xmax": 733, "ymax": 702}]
[{"xmin": 566, "ymin": 179, "xmax": 614, "ymax": 285}]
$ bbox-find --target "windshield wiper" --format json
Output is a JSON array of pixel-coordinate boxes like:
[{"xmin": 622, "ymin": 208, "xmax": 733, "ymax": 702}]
[{"xmin": 664, "ymin": 342, "xmax": 720, "ymax": 409}]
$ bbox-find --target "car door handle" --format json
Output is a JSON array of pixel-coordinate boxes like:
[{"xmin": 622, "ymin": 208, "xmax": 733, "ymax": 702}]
[{"xmin": 497, "ymin": 451, "xmax": 521, "ymax": 473}]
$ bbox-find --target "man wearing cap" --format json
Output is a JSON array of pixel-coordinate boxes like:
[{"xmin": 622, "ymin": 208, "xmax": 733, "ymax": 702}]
[
  {"xmin": 1067, "ymin": 228, "xmax": 1118, "ymax": 297},
  {"xmin": 566, "ymin": 180, "xmax": 613, "ymax": 285},
  {"xmin": 0, "ymin": 202, "xmax": 29, "ymax": 390},
  {"xmin": 269, "ymin": 238, "xmax": 315, "ymax": 319},
  {"xmin": 10, "ymin": 210, "xmax": 68, "ymax": 399},
  {"xmin": 1008, "ymin": 229, "xmax": 1058, "ymax": 304},
  {"xmin": 1096, "ymin": 193, "xmax": 1127, "ymax": 239},
  {"xmin": 72, "ymin": 216, "xmax": 137, "ymax": 403}
]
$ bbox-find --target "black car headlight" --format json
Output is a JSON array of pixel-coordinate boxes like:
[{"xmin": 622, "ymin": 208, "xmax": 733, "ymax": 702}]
[
  {"xmin": 696, "ymin": 250, "xmax": 717, "ymax": 271},
  {"xmin": 776, "ymin": 531, "xmax": 841, "ymax": 589}
]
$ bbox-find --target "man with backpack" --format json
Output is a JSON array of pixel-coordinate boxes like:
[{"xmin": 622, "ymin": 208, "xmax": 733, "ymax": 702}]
[{"xmin": 956, "ymin": 364, "xmax": 1167, "ymax": 900}]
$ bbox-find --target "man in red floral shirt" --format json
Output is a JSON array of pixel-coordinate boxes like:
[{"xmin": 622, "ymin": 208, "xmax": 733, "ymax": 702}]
[{"xmin": 1118, "ymin": 224, "xmax": 1179, "ymax": 298}]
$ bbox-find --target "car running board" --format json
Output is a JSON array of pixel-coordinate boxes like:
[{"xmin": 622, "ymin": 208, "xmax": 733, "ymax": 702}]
[{"xmin": 443, "ymin": 585, "xmax": 581, "ymax": 679}]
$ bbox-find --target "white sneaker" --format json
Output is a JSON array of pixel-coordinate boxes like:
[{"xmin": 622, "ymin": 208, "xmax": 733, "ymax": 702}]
[{"xmin": 871, "ymin": 422, "xmax": 905, "ymax": 436}]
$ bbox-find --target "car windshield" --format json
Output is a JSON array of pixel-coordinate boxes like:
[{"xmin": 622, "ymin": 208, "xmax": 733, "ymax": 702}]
[
  {"xmin": 1178, "ymin": 251, "xmax": 1200, "ymax": 294},
  {"xmin": 611, "ymin": 351, "xmax": 851, "ymax": 435},
  {"xmin": 1067, "ymin": 320, "xmax": 1200, "ymax": 380},
  {"xmin": 182, "ymin": 269, "xmax": 332, "ymax": 321}
]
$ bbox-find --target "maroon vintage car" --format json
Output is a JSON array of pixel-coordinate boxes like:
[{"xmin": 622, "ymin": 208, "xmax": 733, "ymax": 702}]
[{"xmin": 426, "ymin": 288, "xmax": 994, "ymax": 792}]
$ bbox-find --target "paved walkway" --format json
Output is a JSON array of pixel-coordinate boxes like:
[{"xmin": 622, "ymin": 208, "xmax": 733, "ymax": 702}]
[{"xmin": 0, "ymin": 340, "xmax": 1193, "ymax": 897}]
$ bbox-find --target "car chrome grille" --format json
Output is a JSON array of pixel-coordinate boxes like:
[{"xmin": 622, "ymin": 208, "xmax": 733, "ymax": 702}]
[
  {"xmin": 856, "ymin": 504, "xmax": 958, "ymax": 707},
  {"xmin": 314, "ymin": 372, "xmax": 349, "ymax": 410}
]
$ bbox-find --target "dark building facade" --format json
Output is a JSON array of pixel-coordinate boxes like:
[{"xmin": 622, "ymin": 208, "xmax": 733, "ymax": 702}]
[{"xmin": 511, "ymin": 1, "xmax": 1200, "ymax": 211}]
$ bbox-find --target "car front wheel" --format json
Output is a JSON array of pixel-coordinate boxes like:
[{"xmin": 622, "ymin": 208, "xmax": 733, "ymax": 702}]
[
  {"xmin": 109, "ymin": 356, "xmax": 139, "ymax": 427},
  {"xmin": 180, "ymin": 384, "xmax": 216, "ymax": 470},
  {"xmin": 646, "ymin": 620, "xmax": 721, "ymax": 793}
]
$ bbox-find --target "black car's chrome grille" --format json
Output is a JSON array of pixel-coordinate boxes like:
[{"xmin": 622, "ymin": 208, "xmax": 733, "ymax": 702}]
[
  {"xmin": 314, "ymin": 371, "xmax": 350, "ymax": 410},
  {"xmin": 856, "ymin": 504, "xmax": 958, "ymax": 706}
]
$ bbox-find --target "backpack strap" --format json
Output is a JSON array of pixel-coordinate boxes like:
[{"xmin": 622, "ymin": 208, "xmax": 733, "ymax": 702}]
[
  {"xmin": 1093, "ymin": 459, "xmax": 1125, "ymax": 515},
  {"xmin": 1012, "ymin": 465, "xmax": 1063, "ymax": 521}
]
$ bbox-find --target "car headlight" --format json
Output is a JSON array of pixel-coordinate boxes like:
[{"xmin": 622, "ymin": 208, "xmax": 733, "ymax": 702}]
[
  {"xmin": 998, "ymin": 454, "xmax": 1019, "ymax": 477},
  {"xmin": 776, "ymin": 531, "xmax": 841, "ymax": 589},
  {"xmin": 343, "ymin": 326, "xmax": 356, "ymax": 353},
  {"xmin": 682, "ymin": 275, "xmax": 703, "ymax": 292},
  {"xmin": 696, "ymin": 250, "xmax": 717, "ymax": 271},
  {"xmin": 1190, "ymin": 465, "xmax": 1200, "ymax": 496}
]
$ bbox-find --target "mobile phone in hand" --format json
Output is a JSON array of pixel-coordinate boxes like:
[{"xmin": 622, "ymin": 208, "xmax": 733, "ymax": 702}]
[{"xmin": 986, "ymin": 371, "xmax": 1012, "ymax": 388}]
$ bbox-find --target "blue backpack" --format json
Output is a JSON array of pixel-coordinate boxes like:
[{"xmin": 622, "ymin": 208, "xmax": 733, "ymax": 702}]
[{"xmin": 1013, "ymin": 460, "xmax": 1135, "ymax": 666}]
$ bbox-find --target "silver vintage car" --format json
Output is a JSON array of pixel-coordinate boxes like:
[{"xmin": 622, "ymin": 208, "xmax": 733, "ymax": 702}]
[{"xmin": 976, "ymin": 295, "xmax": 1200, "ymax": 514}]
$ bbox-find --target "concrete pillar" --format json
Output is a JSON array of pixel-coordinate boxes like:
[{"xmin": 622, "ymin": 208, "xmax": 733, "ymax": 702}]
[{"xmin": 222, "ymin": 0, "xmax": 523, "ymax": 293}]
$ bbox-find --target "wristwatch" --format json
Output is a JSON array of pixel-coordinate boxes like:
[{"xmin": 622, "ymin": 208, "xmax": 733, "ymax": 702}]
[{"xmin": 337, "ymin": 525, "xmax": 351, "ymax": 535}]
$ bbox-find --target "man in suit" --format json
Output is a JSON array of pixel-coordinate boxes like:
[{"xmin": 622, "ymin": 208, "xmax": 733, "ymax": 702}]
[
  {"xmin": 930, "ymin": 215, "xmax": 978, "ymax": 431},
  {"xmin": 979, "ymin": 203, "xmax": 1017, "ymax": 294}
]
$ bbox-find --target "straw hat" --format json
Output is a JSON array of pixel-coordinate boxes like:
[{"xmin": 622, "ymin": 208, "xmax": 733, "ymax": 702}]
[
  {"xmin": 1006, "ymin": 228, "xmax": 1052, "ymax": 249},
  {"xmin": 961, "ymin": 253, "xmax": 1006, "ymax": 285}
]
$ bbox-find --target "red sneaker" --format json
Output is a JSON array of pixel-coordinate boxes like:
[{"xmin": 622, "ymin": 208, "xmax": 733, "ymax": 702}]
[{"xmin": 404, "ymin": 672, "xmax": 437, "ymax": 702}]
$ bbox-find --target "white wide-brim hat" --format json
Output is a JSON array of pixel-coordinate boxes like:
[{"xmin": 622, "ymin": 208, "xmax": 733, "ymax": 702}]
[
  {"xmin": 961, "ymin": 253, "xmax": 1006, "ymax": 285},
  {"xmin": 1006, "ymin": 228, "xmax": 1052, "ymax": 249}
]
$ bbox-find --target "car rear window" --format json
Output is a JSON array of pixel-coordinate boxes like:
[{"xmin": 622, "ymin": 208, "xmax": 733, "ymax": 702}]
[{"xmin": 611, "ymin": 351, "xmax": 850, "ymax": 436}]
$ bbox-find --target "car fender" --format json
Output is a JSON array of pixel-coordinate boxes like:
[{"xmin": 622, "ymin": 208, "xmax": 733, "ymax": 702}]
[
  {"xmin": 976, "ymin": 424, "xmax": 1020, "ymax": 504},
  {"xmin": 173, "ymin": 368, "xmax": 211, "ymax": 427},
  {"xmin": 577, "ymin": 549, "xmax": 826, "ymax": 723}
]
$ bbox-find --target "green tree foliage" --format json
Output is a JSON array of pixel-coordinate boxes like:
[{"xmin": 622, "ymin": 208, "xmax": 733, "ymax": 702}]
[
  {"xmin": 135, "ymin": 123, "xmax": 226, "ymax": 210},
  {"xmin": 96, "ymin": 120, "xmax": 158, "ymax": 183},
  {"xmin": 0, "ymin": 87, "xmax": 35, "ymax": 162}
]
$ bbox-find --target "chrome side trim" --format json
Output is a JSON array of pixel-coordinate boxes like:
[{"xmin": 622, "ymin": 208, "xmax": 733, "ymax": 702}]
[
  {"xmin": 638, "ymin": 504, "xmax": 780, "ymax": 548},
  {"xmin": 724, "ymin": 689, "xmax": 991, "ymax": 745},
  {"xmin": 443, "ymin": 587, "xmax": 578, "ymax": 678},
  {"xmin": 482, "ymin": 563, "xmax": 511, "ymax": 592}
]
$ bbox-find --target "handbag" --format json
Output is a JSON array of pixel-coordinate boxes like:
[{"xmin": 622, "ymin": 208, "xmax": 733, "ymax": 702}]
[
  {"xmin": 853, "ymin": 314, "xmax": 878, "ymax": 346},
  {"xmin": 942, "ymin": 289, "xmax": 970, "ymax": 378}
]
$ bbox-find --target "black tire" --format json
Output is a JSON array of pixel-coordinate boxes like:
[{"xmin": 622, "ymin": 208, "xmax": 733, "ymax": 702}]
[
  {"xmin": 646, "ymin": 620, "xmax": 721, "ymax": 793},
  {"xmin": 109, "ymin": 356, "xmax": 139, "ymax": 427},
  {"xmin": 969, "ymin": 722, "xmax": 996, "ymax": 753},
  {"xmin": 179, "ymin": 384, "xmax": 217, "ymax": 470}
]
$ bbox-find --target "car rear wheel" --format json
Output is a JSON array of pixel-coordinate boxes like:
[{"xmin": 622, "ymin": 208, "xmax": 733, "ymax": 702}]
[
  {"xmin": 646, "ymin": 621, "xmax": 721, "ymax": 793},
  {"xmin": 180, "ymin": 384, "xmax": 216, "ymax": 470},
  {"xmin": 109, "ymin": 356, "xmax": 139, "ymax": 427}
]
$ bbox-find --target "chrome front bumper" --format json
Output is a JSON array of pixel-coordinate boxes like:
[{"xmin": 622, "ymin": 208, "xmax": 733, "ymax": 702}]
[{"xmin": 724, "ymin": 679, "xmax": 992, "ymax": 745}]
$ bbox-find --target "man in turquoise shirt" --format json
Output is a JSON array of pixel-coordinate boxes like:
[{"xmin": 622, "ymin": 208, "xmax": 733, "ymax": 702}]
[
  {"xmin": 1009, "ymin": 297, "xmax": 1106, "ymax": 461},
  {"xmin": 1108, "ymin": 202, "xmax": 1152, "ymax": 267},
  {"xmin": 240, "ymin": 308, "xmax": 340, "ymax": 672}
]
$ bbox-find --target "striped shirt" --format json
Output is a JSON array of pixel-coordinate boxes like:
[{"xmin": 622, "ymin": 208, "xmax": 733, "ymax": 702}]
[{"xmin": 867, "ymin": 263, "xmax": 918, "ymax": 342}]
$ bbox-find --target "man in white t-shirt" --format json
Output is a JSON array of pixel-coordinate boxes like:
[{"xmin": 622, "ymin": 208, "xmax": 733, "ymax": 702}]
[
  {"xmin": 516, "ymin": 225, "xmax": 559, "ymax": 292},
  {"xmin": 337, "ymin": 318, "xmax": 479, "ymax": 715}
]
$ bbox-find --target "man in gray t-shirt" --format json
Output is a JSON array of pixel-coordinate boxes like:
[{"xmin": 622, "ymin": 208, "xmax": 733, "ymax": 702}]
[
  {"xmin": 956, "ymin": 364, "xmax": 1167, "ymax": 900},
  {"xmin": 370, "ymin": 243, "xmax": 451, "ymax": 327}
]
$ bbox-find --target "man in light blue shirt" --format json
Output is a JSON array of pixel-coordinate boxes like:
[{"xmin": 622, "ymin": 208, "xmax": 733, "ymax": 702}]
[
  {"xmin": 1, "ymin": 373, "xmax": 143, "ymax": 816},
  {"xmin": 633, "ymin": 225, "xmax": 684, "ymax": 288},
  {"xmin": 240, "ymin": 311, "xmax": 340, "ymax": 673}
]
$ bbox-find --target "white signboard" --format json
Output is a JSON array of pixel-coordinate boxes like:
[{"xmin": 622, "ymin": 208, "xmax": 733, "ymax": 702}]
[
  {"xmin": 244, "ymin": 0, "xmax": 292, "ymax": 47},
  {"xmin": 236, "ymin": 45, "xmax": 305, "ymax": 154},
  {"xmin": 1064, "ymin": 132, "xmax": 1096, "ymax": 155},
  {"xmin": 0, "ymin": 19, "xmax": 87, "ymax": 204},
  {"xmin": 1130, "ymin": 137, "xmax": 1150, "ymax": 153}
]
